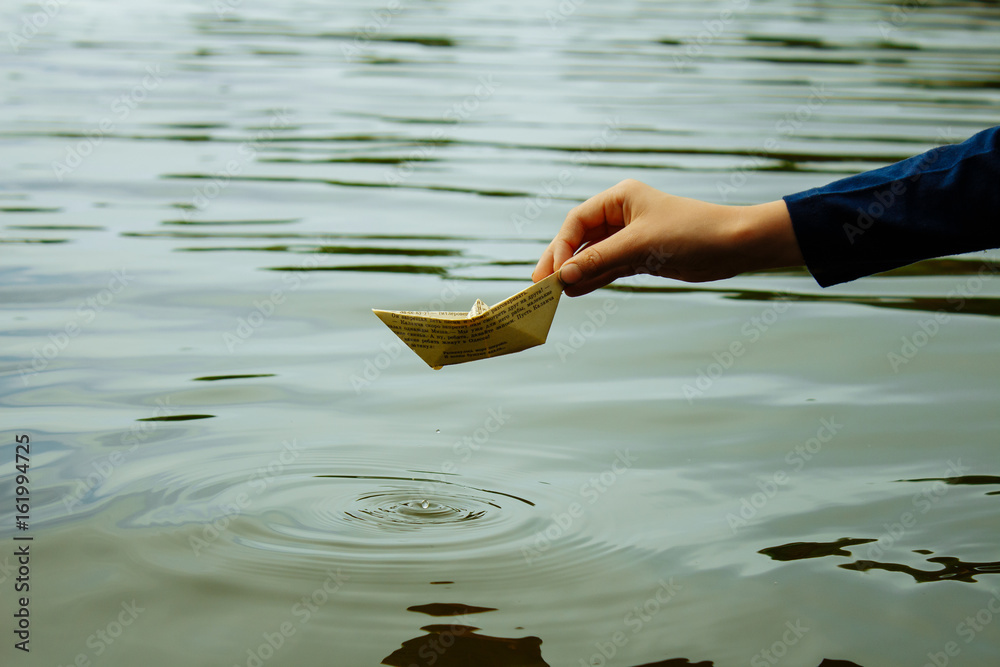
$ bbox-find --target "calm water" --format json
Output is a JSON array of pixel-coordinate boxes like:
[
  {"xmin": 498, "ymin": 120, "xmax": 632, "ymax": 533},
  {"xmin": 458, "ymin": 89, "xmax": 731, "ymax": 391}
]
[{"xmin": 2, "ymin": 0, "xmax": 1000, "ymax": 665}]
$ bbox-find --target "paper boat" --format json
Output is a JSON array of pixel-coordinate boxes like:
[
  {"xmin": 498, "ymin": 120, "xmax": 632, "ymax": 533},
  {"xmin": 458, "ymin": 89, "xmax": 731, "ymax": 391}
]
[{"xmin": 373, "ymin": 272, "xmax": 564, "ymax": 368}]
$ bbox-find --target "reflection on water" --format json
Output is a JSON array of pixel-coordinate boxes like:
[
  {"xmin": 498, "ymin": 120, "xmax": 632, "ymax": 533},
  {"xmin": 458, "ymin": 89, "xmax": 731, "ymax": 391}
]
[
  {"xmin": 193, "ymin": 373, "xmax": 277, "ymax": 381},
  {"xmin": 900, "ymin": 475, "xmax": 1000, "ymax": 495},
  {"xmin": 382, "ymin": 623, "xmax": 548, "ymax": 667},
  {"xmin": 611, "ymin": 283, "xmax": 1000, "ymax": 318},
  {"xmin": 840, "ymin": 556, "xmax": 1000, "ymax": 584},
  {"xmin": 759, "ymin": 537, "xmax": 877, "ymax": 561},
  {"xmin": 761, "ymin": 538, "xmax": 1000, "ymax": 584},
  {"xmin": 408, "ymin": 603, "xmax": 498, "ymax": 616},
  {"xmin": 759, "ymin": 534, "xmax": 1000, "ymax": 585},
  {"xmin": 163, "ymin": 217, "xmax": 302, "ymax": 226},
  {"xmin": 3, "ymin": 0, "xmax": 1000, "ymax": 665},
  {"xmin": 137, "ymin": 413, "xmax": 216, "ymax": 421}
]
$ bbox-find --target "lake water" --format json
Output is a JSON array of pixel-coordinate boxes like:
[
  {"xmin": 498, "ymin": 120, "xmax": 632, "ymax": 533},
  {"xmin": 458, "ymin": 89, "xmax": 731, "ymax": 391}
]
[{"xmin": 2, "ymin": 1, "xmax": 999, "ymax": 665}]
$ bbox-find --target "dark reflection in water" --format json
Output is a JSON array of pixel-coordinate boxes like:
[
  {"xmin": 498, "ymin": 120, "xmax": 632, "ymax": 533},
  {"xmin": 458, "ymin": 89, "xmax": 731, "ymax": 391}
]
[
  {"xmin": 162, "ymin": 218, "xmax": 301, "ymax": 226},
  {"xmin": 183, "ymin": 245, "xmax": 462, "ymax": 257},
  {"xmin": 744, "ymin": 35, "xmax": 836, "ymax": 50},
  {"xmin": 382, "ymin": 624, "xmax": 548, "ymax": 667},
  {"xmin": 872, "ymin": 259, "xmax": 1000, "ymax": 278},
  {"xmin": 6, "ymin": 225, "xmax": 103, "ymax": 231},
  {"xmin": 195, "ymin": 21, "xmax": 457, "ymax": 48},
  {"xmin": 124, "ymin": 231, "xmax": 532, "ymax": 242},
  {"xmin": 380, "ymin": 609, "xmax": 755, "ymax": 667},
  {"xmin": 157, "ymin": 140, "xmax": 915, "ymax": 164},
  {"xmin": 408, "ymin": 603, "xmax": 497, "ymax": 616},
  {"xmin": 382, "ymin": 617, "xmax": 864, "ymax": 667},
  {"xmin": 192, "ymin": 374, "xmax": 276, "ymax": 381},
  {"xmin": 0, "ymin": 206, "xmax": 63, "ymax": 213},
  {"xmin": 162, "ymin": 172, "xmax": 541, "ymax": 199},
  {"xmin": 0, "ymin": 238, "xmax": 69, "ymax": 244},
  {"xmin": 840, "ymin": 556, "xmax": 1000, "ymax": 583},
  {"xmin": 267, "ymin": 264, "xmax": 448, "ymax": 275},
  {"xmin": 899, "ymin": 475, "xmax": 1000, "ymax": 496},
  {"xmin": 610, "ymin": 284, "xmax": 1000, "ymax": 319},
  {"xmin": 746, "ymin": 55, "xmax": 865, "ymax": 66},
  {"xmin": 136, "ymin": 414, "xmax": 215, "ymax": 422},
  {"xmin": 759, "ymin": 537, "xmax": 876, "ymax": 561},
  {"xmin": 761, "ymin": 539, "xmax": 1000, "ymax": 584},
  {"xmin": 157, "ymin": 122, "xmax": 227, "ymax": 130},
  {"xmin": 260, "ymin": 155, "xmax": 439, "ymax": 165}
]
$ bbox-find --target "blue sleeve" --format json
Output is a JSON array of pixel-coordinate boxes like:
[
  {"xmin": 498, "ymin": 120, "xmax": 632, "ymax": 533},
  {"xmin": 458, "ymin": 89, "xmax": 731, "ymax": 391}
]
[{"xmin": 782, "ymin": 125, "xmax": 1000, "ymax": 287}]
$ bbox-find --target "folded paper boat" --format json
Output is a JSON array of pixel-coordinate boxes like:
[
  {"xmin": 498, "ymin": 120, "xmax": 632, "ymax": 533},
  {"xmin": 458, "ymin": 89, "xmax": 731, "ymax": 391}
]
[{"xmin": 373, "ymin": 271, "xmax": 564, "ymax": 368}]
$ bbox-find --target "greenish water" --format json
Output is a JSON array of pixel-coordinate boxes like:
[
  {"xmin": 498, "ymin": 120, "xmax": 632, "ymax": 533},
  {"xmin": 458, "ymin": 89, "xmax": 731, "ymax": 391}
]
[{"xmin": 2, "ymin": 1, "xmax": 999, "ymax": 665}]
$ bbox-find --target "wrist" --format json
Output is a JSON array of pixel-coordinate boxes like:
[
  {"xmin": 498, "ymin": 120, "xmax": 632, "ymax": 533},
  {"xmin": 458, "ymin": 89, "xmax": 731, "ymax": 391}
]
[{"xmin": 731, "ymin": 199, "xmax": 804, "ymax": 274}]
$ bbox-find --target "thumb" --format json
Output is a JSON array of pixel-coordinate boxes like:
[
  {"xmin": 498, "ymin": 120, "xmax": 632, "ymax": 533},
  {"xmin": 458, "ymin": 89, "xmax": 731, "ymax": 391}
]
[{"xmin": 559, "ymin": 236, "xmax": 636, "ymax": 295}]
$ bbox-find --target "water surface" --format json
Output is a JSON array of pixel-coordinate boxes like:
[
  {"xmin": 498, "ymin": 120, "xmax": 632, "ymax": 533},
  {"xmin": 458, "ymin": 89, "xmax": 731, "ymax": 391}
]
[{"xmin": 2, "ymin": 1, "xmax": 999, "ymax": 665}]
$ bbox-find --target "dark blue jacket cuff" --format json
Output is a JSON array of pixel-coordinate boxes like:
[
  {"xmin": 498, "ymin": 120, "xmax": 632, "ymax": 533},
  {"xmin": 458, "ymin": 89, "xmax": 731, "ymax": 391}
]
[{"xmin": 783, "ymin": 125, "xmax": 1000, "ymax": 287}]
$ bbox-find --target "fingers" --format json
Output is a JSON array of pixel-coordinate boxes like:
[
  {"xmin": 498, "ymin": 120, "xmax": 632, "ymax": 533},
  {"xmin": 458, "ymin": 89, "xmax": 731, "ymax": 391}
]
[
  {"xmin": 531, "ymin": 245, "xmax": 556, "ymax": 282},
  {"xmin": 562, "ymin": 263, "xmax": 634, "ymax": 297},
  {"xmin": 558, "ymin": 225, "xmax": 644, "ymax": 295},
  {"xmin": 532, "ymin": 181, "xmax": 633, "ymax": 282}
]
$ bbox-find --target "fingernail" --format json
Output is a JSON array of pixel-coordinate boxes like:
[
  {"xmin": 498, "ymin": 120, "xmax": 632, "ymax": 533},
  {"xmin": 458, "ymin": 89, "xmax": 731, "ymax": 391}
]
[{"xmin": 560, "ymin": 263, "xmax": 582, "ymax": 285}]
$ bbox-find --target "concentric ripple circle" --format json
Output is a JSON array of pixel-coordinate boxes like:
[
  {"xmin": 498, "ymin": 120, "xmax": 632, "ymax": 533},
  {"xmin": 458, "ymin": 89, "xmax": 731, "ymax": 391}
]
[
  {"xmin": 259, "ymin": 469, "xmax": 541, "ymax": 554},
  {"xmin": 118, "ymin": 452, "xmax": 658, "ymax": 587},
  {"xmin": 346, "ymin": 490, "xmax": 495, "ymax": 527}
]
